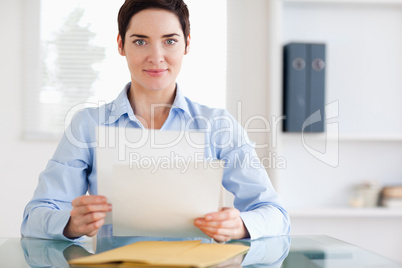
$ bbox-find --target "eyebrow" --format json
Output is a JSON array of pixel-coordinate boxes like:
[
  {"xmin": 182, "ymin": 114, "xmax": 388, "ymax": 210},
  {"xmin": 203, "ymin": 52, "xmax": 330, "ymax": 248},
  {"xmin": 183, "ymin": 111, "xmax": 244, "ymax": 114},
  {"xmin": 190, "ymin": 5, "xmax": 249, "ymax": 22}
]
[{"xmin": 129, "ymin": 33, "xmax": 181, "ymax": 38}]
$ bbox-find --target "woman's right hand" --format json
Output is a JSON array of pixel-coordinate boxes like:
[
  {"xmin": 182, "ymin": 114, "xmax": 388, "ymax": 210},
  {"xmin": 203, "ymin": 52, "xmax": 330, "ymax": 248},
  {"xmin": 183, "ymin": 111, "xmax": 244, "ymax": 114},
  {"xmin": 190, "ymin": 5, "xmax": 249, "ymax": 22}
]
[{"xmin": 63, "ymin": 195, "xmax": 112, "ymax": 239}]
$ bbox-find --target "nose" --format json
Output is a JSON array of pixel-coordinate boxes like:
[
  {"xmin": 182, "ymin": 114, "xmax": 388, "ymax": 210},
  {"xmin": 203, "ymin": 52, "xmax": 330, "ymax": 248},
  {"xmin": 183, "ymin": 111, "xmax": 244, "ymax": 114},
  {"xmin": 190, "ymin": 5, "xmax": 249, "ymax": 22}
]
[{"xmin": 147, "ymin": 44, "xmax": 164, "ymax": 64}]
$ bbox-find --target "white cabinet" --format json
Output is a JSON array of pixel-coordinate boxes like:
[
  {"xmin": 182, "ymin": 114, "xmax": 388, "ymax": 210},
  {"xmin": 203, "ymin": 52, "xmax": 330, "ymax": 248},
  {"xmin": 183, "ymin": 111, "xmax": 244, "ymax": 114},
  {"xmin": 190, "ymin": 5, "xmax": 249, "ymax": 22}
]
[
  {"xmin": 267, "ymin": 0, "xmax": 402, "ymax": 209},
  {"xmin": 226, "ymin": 0, "xmax": 402, "ymax": 262},
  {"xmin": 262, "ymin": 0, "xmax": 402, "ymax": 264}
]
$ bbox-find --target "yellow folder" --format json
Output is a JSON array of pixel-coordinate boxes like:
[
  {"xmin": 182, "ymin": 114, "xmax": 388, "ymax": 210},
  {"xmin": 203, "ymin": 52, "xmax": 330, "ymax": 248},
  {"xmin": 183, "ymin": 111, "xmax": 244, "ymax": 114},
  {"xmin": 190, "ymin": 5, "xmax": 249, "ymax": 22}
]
[{"xmin": 69, "ymin": 240, "xmax": 249, "ymax": 267}]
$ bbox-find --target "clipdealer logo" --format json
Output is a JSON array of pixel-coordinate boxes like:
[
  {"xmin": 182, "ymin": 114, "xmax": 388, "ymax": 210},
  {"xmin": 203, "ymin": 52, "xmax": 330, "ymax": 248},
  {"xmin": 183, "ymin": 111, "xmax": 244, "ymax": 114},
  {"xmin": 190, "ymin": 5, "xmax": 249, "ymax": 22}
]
[
  {"xmin": 62, "ymin": 99, "xmax": 339, "ymax": 169},
  {"xmin": 301, "ymin": 100, "xmax": 339, "ymax": 167}
]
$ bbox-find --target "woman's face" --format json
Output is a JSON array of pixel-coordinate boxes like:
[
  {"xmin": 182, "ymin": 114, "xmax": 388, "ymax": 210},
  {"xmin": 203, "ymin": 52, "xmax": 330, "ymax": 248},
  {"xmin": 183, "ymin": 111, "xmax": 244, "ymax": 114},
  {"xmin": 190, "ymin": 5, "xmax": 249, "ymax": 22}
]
[{"xmin": 118, "ymin": 9, "xmax": 190, "ymax": 93}]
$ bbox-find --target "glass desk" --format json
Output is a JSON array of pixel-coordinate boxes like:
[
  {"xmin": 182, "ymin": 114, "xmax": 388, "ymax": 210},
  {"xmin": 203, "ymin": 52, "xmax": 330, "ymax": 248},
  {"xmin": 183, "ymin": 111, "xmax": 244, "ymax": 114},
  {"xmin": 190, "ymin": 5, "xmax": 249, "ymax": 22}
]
[{"xmin": 0, "ymin": 235, "xmax": 401, "ymax": 267}]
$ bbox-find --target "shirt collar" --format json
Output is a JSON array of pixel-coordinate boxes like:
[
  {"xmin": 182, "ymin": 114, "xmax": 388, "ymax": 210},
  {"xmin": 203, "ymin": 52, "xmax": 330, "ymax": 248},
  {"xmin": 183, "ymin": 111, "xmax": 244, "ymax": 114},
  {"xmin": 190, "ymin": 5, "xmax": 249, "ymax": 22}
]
[
  {"xmin": 171, "ymin": 84, "xmax": 192, "ymax": 118},
  {"xmin": 106, "ymin": 82, "xmax": 192, "ymax": 124},
  {"xmin": 105, "ymin": 83, "xmax": 133, "ymax": 125}
]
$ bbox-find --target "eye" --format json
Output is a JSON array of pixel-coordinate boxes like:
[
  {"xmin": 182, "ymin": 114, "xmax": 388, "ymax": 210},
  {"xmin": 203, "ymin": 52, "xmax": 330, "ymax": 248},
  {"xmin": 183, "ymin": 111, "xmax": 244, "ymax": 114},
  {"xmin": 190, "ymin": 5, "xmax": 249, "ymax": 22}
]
[
  {"xmin": 134, "ymin": 39, "xmax": 147, "ymax": 46},
  {"xmin": 165, "ymin": 39, "xmax": 177, "ymax": 45}
]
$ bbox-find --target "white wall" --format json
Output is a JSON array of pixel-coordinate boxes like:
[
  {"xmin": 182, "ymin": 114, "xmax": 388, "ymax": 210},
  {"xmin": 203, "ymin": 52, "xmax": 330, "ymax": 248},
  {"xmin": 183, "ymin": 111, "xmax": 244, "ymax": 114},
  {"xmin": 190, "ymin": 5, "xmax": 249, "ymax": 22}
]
[
  {"xmin": 0, "ymin": 0, "xmax": 58, "ymax": 237},
  {"xmin": 226, "ymin": 0, "xmax": 270, "ymax": 160}
]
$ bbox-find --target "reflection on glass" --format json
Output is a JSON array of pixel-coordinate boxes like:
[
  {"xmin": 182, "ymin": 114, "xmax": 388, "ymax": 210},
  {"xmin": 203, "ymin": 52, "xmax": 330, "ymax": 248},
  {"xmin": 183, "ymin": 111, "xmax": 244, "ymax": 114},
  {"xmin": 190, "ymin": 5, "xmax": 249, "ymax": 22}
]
[
  {"xmin": 21, "ymin": 234, "xmax": 290, "ymax": 268},
  {"xmin": 20, "ymin": 238, "xmax": 90, "ymax": 268},
  {"xmin": 239, "ymin": 236, "xmax": 290, "ymax": 267}
]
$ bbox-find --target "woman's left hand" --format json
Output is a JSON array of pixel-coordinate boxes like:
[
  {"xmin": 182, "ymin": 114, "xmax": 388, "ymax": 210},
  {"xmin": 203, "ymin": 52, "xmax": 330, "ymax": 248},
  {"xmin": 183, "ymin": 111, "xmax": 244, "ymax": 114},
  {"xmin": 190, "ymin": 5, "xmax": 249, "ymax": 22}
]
[{"xmin": 194, "ymin": 207, "xmax": 250, "ymax": 242}]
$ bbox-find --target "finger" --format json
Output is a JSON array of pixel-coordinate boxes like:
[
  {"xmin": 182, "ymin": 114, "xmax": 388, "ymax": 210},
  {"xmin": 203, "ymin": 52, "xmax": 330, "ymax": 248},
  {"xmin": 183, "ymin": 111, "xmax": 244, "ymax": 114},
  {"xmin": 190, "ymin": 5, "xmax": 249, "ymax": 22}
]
[
  {"xmin": 201, "ymin": 225, "xmax": 245, "ymax": 242},
  {"xmin": 87, "ymin": 229, "xmax": 99, "ymax": 237},
  {"xmin": 207, "ymin": 232, "xmax": 231, "ymax": 243},
  {"xmin": 196, "ymin": 218, "xmax": 241, "ymax": 229},
  {"xmin": 70, "ymin": 211, "xmax": 107, "ymax": 228},
  {"xmin": 72, "ymin": 195, "xmax": 108, "ymax": 207},
  {"xmin": 198, "ymin": 225, "xmax": 234, "ymax": 237},
  {"xmin": 196, "ymin": 228, "xmax": 230, "ymax": 242},
  {"xmin": 205, "ymin": 208, "xmax": 239, "ymax": 221},
  {"xmin": 70, "ymin": 204, "xmax": 111, "ymax": 220},
  {"xmin": 72, "ymin": 203, "xmax": 112, "ymax": 216},
  {"xmin": 81, "ymin": 212, "xmax": 107, "ymax": 225},
  {"xmin": 213, "ymin": 235, "xmax": 230, "ymax": 243},
  {"xmin": 78, "ymin": 218, "xmax": 105, "ymax": 237}
]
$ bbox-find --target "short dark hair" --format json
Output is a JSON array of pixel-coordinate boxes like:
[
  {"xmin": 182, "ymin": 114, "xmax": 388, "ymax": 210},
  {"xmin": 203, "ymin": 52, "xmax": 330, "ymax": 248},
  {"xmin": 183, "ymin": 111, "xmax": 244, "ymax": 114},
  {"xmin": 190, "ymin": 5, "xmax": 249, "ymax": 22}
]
[{"xmin": 118, "ymin": 0, "xmax": 190, "ymax": 49}]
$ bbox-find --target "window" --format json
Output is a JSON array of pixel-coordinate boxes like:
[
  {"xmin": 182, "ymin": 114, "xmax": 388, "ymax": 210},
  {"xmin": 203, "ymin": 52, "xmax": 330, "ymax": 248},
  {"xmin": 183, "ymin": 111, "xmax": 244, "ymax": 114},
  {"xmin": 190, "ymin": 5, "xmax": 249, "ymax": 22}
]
[{"xmin": 23, "ymin": 0, "xmax": 227, "ymax": 139}]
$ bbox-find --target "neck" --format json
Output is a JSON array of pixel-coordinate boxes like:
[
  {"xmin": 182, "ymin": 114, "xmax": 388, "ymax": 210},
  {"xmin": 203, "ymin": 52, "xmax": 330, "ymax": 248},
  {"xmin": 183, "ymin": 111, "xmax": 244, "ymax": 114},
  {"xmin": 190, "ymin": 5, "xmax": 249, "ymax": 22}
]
[{"xmin": 128, "ymin": 82, "xmax": 176, "ymax": 129}]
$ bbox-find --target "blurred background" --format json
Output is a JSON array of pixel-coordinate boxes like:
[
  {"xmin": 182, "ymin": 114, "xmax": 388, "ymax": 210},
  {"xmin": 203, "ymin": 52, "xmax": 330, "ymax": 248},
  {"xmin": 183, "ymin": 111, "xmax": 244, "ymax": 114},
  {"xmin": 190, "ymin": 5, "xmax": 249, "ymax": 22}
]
[{"xmin": 1, "ymin": 0, "xmax": 402, "ymax": 264}]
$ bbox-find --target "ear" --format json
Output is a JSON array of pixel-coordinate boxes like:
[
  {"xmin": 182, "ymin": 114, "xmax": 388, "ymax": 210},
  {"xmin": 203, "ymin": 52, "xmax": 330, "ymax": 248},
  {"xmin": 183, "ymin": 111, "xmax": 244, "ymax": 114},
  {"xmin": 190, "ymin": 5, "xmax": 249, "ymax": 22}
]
[
  {"xmin": 184, "ymin": 34, "xmax": 191, "ymax": 55},
  {"xmin": 117, "ymin": 34, "xmax": 125, "ymax": 56}
]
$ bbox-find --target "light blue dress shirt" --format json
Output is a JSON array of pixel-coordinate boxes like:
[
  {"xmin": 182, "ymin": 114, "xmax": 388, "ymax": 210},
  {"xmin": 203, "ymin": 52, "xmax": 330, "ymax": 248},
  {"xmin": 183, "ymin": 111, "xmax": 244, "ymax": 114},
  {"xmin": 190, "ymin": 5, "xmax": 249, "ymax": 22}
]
[{"xmin": 21, "ymin": 83, "xmax": 290, "ymax": 241}]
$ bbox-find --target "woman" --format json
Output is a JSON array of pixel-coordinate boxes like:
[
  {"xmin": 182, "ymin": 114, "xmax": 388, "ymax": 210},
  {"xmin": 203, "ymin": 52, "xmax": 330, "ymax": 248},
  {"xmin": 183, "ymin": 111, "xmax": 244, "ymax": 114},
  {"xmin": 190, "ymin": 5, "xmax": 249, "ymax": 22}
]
[{"xmin": 21, "ymin": 0, "xmax": 290, "ymax": 242}]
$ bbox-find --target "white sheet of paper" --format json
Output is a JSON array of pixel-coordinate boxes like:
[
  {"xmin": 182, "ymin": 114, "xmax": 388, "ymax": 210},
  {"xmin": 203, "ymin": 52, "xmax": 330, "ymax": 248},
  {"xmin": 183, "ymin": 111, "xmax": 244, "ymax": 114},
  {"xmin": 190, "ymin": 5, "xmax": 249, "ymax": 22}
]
[
  {"xmin": 112, "ymin": 161, "xmax": 224, "ymax": 237},
  {"xmin": 96, "ymin": 127, "xmax": 206, "ymax": 224}
]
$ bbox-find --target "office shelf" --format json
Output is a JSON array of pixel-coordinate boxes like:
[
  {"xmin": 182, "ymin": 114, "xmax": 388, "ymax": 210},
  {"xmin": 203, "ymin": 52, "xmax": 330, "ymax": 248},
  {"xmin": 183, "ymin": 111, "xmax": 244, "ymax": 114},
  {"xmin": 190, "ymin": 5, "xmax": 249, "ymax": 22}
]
[
  {"xmin": 337, "ymin": 134, "xmax": 402, "ymax": 142},
  {"xmin": 282, "ymin": 133, "xmax": 402, "ymax": 142},
  {"xmin": 289, "ymin": 207, "xmax": 402, "ymax": 218},
  {"xmin": 284, "ymin": 0, "xmax": 402, "ymax": 5}
]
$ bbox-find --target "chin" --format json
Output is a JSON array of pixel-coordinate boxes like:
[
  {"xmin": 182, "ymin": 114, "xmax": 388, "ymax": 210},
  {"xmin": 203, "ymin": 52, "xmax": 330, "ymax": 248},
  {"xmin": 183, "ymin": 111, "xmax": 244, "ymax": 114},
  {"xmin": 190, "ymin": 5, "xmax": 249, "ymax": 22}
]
[
  {"xmin": 146, "ymin": 86, "xmax": 168, "ymax": 92},
  {"xmin": 133, "ymin": 78, "xmax": 176, "ymax": 92},
  {"xmin": 145, "ymin": 82, "xmax": 175, "ymax": 92}
]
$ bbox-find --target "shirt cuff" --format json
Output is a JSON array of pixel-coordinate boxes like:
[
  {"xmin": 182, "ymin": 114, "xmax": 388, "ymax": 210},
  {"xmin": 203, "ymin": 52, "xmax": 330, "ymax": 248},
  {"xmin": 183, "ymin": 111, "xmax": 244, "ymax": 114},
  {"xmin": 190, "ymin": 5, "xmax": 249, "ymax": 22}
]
[
  {"xmin": 239, "ymin": 205, "xmax": 290, "ymax": 240},
  {"xmin": 47, "ymin": 210, "xmax": 83, "ymax": 242},
  {"xmin": 240, "ymin": 210, "xmax": 261, "ymax": 240}
]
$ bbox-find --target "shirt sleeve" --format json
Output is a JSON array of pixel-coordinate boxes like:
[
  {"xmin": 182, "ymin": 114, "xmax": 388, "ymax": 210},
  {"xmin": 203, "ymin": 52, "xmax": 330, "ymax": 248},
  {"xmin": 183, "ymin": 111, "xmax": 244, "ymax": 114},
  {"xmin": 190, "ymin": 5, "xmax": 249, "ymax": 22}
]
[
  {"xmin": 21, "ymin": 110, "xmax": 94, "ymax": 241},
  {"xmin": 215, "ymin": 111, "xmax": 291, "ymax": 239}
]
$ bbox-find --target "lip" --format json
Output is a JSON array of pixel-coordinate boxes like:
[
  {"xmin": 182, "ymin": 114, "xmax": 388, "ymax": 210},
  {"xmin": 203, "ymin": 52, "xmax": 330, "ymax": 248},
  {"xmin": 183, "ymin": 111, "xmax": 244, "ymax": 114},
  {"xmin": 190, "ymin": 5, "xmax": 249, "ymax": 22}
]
[{"xmin": 144, "ymin": 69, "xmax": 168, "ymax": 77}]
